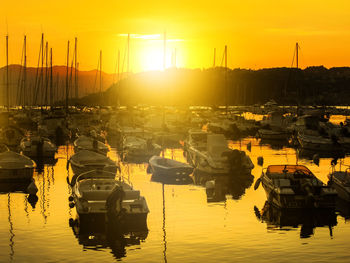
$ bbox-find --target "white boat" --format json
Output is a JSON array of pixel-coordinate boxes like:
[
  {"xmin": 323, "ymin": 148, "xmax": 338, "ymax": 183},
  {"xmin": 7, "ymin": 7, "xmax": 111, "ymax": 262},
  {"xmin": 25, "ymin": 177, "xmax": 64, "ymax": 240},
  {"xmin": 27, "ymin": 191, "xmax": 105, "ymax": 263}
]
[
  {"xmin": 148, "ymin": 156, "xmax": 193, "ymax": 184},
  {"xmin": 123, "ymin": 136, "xmax": 161, "ymax": 162},
  {"xmin": 68, "ymin": 150, "xmax": 118, "ymax": 175},
  {"xmin": 297, "ymin": 133, "xmax": 342, "ymax": 152},
  {"xmin": 70, "ymin": 170, "xmax": 149, "ymax": 229},
  {"xmin": 255, "ymin": 164, "xmax": 336, "ymax": 209},
  {"xmin": 20, "ymin": 136, "xmax": 57, "ymax": 158},
  {"xmin": 0, "ymin": 151, "xmax": 36, "ymax": 181},
  {"xmin": 74, "ymin": 135, "xmax": 109, "ymax": 155},
  {"xmin": 184, "ymin": 130, "xmax": 254, "ymax": 176}
]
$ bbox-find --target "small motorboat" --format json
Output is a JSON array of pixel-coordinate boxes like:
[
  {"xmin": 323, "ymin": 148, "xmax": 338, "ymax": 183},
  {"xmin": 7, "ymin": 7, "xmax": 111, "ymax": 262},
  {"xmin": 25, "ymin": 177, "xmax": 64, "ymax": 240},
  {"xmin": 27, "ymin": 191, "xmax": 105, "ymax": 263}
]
[
  {"xmin": 255, "ymin": 164, "xmax": 336, "ymax": 209},
  {"xmin": 70, "ymin": 170, "xmax": 149, "ymax": 229},
  {"xmin": 328, "ymin": 166, "xmax": 350, "ymax": 202},
  {"xmin": 0, "ymin": 151, "xmax": 36, "ymax": 181},
  {"xmin": 73, "ymin": 135, "xmax": 109, "ymax": 155},
  {"xmin": 123, "ymin": 136, "xmax": 161, "ymax": 162},
  {"xmin": 148, "ymin": 156, "xmax": 193, "ymax": 184},
  {"xmin": 68, "ymin": 150, "xmax": 118, "ymax": 176},
  {"xmin": 20, "ymin": 136, "xmax": 57, "ymax": 158}
]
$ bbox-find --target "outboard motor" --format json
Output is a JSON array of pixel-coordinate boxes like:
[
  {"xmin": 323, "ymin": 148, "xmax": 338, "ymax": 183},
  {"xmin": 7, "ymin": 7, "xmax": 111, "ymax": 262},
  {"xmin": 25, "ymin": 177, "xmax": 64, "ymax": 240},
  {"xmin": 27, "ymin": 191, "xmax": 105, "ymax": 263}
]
[{"xmin": 106, "ymin": 185, "xmax": 125, "ymax": 223}]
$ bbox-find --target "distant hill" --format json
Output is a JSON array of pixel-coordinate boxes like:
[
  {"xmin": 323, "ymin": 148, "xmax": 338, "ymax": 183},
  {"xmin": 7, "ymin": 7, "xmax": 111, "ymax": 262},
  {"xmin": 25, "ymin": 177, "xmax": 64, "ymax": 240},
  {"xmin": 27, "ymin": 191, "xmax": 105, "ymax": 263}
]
[
  {"xmin": 0, "ymin": 65, "xmax": 116, "ymax": 106},
  {"xmin": 3, "ymin": 65, "xmax": 350, "ymax": 106},
  {"xmin": 79, "ymin": 66, "xmax": 350, "ymax": 106}
]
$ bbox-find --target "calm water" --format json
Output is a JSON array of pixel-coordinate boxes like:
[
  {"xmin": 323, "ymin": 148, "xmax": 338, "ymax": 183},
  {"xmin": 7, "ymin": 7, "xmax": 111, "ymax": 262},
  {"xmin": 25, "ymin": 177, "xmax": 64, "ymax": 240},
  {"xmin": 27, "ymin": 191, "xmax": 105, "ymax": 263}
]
[{"xmin": 1, "ymin": 138, "xmax": 350, "ymax": 262}]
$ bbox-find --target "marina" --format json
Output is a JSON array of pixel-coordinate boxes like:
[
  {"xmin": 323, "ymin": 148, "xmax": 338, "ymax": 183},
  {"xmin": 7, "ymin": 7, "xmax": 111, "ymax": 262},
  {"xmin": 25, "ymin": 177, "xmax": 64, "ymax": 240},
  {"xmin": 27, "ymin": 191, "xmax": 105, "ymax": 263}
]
[{"xmin": 1, "ymin": 106, "xmax": 350, "ymax": 262}]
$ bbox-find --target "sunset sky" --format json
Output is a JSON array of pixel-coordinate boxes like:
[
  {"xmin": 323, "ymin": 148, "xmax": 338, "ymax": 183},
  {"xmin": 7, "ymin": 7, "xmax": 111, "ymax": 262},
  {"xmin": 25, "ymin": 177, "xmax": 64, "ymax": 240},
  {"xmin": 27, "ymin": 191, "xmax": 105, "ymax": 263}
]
[{"xmin": 1, "ymin": 0, "xmax": 350, "ymax": 73}]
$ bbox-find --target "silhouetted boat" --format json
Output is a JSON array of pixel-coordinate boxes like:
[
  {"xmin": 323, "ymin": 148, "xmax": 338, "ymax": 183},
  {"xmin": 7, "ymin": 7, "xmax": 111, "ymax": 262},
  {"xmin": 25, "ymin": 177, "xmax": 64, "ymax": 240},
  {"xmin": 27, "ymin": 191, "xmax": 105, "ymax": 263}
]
[{"xmin": 255, "ymin": 164, "xmax": 336, "ymax": 209}]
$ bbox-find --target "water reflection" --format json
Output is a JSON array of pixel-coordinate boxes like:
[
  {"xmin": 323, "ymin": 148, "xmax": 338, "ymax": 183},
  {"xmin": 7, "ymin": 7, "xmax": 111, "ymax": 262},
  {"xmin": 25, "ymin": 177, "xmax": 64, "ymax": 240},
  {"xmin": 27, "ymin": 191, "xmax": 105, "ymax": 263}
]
[
  {"xmin": 297, "ymin": 148, "xmax": 345, "ymax": 160},
  {"xmin": 259, "ymin": 138, "xmax": 290, "ymax": 150},
  {"xmin": 69, "ymin": 215, "xmax": 148, "ymax": 260},
  {"xmin": 193, "ymin": 171, "xmax": 254, "ymax": 202},
  {"xmin": 255, "ymin": 202, "xmax": 337, "ymax": 238}
]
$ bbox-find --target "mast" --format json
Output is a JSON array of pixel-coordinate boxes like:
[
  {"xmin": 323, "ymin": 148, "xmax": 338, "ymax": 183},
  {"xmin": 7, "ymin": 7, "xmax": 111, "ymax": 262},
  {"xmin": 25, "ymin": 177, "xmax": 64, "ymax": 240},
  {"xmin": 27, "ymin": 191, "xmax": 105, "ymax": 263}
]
[
  {"xmin": 66, "ymin": 41, "xmax": 69, "ymax": 113},
  {"xmin": 50, "ymin": 48, "xmax": 53, "ymax": 108},
  {"xmin": 40, "ymin": 34, "xmax": 44, "ymax": 107},
  {"xmin": 296, "ymin": 42, "xmax": 299, "ymax": 69},
  {"xmin": 23, "ymin": 35, "xmax": 27, "ymax": 107},
  {"xmin": 213, "ymin": 48, "xmax": 216, "ymax": 67},
  {"xmin": 127, "ymin": 33, "xmax": 130, "ymax": 75},
  {"xmin": 45, "ymin": 41, "xmax": 48, "ymax": 107},
  {"xmin": 6, "ymin": 34, "xmax": 9, "ymax": 111},
  {"xmin": 74, "ymin": 37, "xmax": 78, "ymax": 99},
  {"xmin": 100, "ymin": 50, "xmax": 102, "ymax": 93},
  {"xmin": 163, "ymin": 31, "xmax": 166, "ymax": 70},
  {"xmin": 225, "ymin": 45, "xmax": 228, "ymax": 115},
  {"xmin": 117, "ymin": 49, "xmax": 120, "ymax": 82}
]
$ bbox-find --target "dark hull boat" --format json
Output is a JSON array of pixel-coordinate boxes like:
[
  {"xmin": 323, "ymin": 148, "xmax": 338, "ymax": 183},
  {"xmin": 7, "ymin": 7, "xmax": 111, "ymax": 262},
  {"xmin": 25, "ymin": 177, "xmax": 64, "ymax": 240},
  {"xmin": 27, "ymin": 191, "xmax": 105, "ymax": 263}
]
[{"xmin": 255, "ymin": 165, "xmax": 336, "ymax": 209}]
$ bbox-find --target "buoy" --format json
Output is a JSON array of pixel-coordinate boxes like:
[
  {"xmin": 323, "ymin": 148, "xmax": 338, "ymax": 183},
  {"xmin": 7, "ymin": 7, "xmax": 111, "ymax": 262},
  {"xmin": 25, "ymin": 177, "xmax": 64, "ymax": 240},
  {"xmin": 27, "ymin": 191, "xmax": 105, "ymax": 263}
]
[
  {"xmin": 69, "ymin": 202, "xmax": 75, "ymax": 208},
  {"xmin": 27, "ymin": 181, "xmax": 38, "ymax": 195},
  {"xmin": 68, "ymin": 196, "xmax": 74, "ymax": 202}
]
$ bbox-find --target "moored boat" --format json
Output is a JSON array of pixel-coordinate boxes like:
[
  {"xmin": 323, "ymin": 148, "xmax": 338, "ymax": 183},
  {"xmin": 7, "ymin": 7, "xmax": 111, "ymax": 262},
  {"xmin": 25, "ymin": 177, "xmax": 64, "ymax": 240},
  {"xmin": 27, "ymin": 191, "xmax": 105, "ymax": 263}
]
[
  {"xmin": 0, "ymin": 151, "xmax": 36, "ymax": 181},
  {"xmin": 148, "ymin": 156, "xmax": 193, "ymax": 184},
  {"xmin": 70, "ymin": 170, "xmax": 149, "ymax": 229},
  {"xmin": 68, "ymin": 150, "xmax": 118, "ymax": 176},
  {"xmin": 255, "ymin": 164, "xmax": 336, "ymax": 209},
  {"xmin": 20, "ymin": 136, "xmax": 57, "ymax": 158},
  {"xmin": 74, "ymin": 135, "xmax": 109, "ymax": 155}
]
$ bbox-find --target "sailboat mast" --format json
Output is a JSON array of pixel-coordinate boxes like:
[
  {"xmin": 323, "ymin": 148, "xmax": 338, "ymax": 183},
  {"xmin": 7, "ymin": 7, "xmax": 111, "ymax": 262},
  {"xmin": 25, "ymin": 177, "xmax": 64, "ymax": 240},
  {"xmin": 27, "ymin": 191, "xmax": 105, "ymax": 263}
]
[
  {"xmin": 163, "ymin": 31, "xmax": 166, "ymax": 70},
  {"xmin": 23, "ymin": 35, "xmax": 27, "ymax": 107},
  {"xmin": 74, "ymin": 37, "xmax": 78, "ymax": 99},
  {"xmin": 6, "ymin": 34, "xmax": 9, "ymax": 111},
  {"xmin": 50, "ymin": 48, "xmax": 53, "ymax": 108},
  {"xmin": 45, "ymin": 41, "xmax": 48, "ymax": 107},
  {"xmin": 296, "ymin": 42, "xmax": 299, "ymax": 69},
  {"xmin": 127, "ymin": 33, "xmax": 130, "ymax": 75},
  {"xmin": 66, "ymin": 40, "xmax": 69, "ymax": 112},
  {"xmin": 225, "ymin": 45, "xmax": 228, "ymax": 114},
  {"xmin": 213, "ymin": 48, "xmax": 216, "ymax": 67},
  {"xmin": 100, "ymin": 50, "xmax": 102, "ymax": 93}
]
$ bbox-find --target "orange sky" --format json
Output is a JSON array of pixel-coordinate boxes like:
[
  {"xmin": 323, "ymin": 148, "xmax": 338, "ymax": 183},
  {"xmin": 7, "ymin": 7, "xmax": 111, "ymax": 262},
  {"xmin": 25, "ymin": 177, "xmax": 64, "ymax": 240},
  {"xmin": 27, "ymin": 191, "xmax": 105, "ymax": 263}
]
[{"xmin": 1, "ymin": 0, "xmax": 350, "ymax": 73}]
